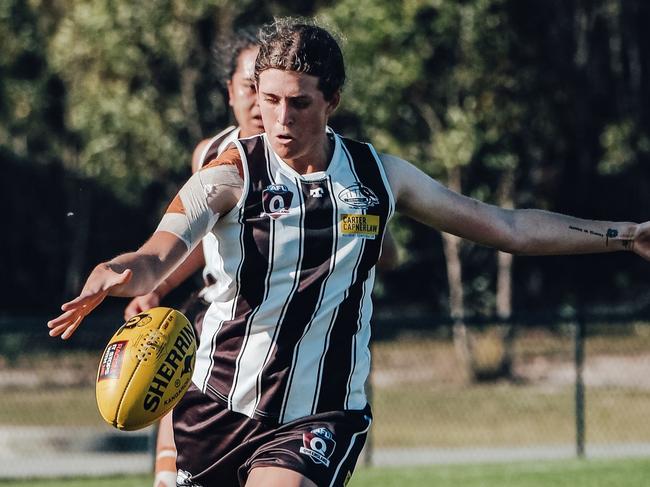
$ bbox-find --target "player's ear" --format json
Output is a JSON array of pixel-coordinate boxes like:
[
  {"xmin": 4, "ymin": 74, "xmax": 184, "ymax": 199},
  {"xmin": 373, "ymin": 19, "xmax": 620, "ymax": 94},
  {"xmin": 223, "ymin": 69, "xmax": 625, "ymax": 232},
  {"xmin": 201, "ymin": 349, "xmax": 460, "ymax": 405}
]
[
  {"xmin": 227, "ymin": 80, "xmax": 235, "ymax": 108},
  {"xmin": 326, "ymin": 90, "xmax": 341, "ymax": 115}
]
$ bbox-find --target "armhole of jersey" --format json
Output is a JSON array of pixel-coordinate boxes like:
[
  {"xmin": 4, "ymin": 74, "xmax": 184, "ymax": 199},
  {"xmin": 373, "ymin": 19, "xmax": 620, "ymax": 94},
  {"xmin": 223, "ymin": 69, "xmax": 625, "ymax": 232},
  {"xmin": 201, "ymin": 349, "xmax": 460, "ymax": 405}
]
[
  {"xmin": 195, "ymin": 126, "xmax": 237, "ymax": 172},
  {"xmin": 229, "ymin": 139, "xmax": 250, "ymax": 215},
  {"xmin": 366, "ymin": 143, "xmax": 396, "ymax": 219}
]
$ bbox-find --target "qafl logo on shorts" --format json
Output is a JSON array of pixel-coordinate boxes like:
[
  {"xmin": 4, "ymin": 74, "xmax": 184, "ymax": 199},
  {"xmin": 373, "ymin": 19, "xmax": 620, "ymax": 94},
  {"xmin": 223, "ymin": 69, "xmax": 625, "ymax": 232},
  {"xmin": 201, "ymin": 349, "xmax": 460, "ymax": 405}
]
[
  {"xmin": 299, "ymin": 427, "xmax": 336, "ymax": 467},
  {"xmin": 338, "ymin": 183, "xmax": 379, "ymax": 209},
  {"xmin": 262, "ymin": 184, "xmax": 293, "ymax": 219}
]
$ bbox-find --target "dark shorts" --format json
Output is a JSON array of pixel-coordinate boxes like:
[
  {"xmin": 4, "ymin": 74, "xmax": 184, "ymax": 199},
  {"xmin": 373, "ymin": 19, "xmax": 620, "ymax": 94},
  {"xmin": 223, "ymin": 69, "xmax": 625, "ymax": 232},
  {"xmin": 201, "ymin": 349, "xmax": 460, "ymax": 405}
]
[
  {"xmin": 178, "ymin": 290, "xmax": 209, "ymax": 339},
  {"xmin": 173, "ymin": 385, "xmax": 372, "ymax": 487}
]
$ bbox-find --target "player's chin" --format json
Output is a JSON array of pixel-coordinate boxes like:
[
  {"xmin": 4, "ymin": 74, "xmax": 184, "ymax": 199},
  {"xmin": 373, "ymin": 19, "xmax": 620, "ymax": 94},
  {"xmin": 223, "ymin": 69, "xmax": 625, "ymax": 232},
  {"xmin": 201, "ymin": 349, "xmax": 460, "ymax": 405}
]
[{"xmin": 270, "ymin": 137, "xmax": 301, "ymax": 158}]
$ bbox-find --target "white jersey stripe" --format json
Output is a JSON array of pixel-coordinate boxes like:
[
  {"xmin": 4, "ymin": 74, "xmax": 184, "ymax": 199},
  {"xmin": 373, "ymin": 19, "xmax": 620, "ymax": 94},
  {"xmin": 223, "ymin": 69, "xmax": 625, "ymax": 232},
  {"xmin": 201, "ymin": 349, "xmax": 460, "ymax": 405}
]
[{"xmin": 251, "ymin": 176, "xmax": 306, "ymax": 418}]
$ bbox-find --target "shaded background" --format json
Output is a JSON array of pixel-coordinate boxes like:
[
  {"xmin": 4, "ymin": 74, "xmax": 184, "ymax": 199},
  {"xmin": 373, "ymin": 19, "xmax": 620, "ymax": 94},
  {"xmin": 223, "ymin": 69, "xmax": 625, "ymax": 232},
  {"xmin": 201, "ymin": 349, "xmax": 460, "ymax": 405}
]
[
  {"xmin": 2, "ymin": 0, "xmax": 650, "ymax": 481},
  {"xmin": 3, "ymin": 0, "xmax": 650, "ymax": 318}
]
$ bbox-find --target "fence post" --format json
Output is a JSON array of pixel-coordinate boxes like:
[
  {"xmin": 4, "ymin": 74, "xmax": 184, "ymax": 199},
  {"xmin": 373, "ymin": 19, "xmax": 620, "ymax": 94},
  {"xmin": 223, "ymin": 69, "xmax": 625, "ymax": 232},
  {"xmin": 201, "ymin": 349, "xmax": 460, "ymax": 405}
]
[{"xmin": 574, "ymin": 314, "xmax": 586, "ymax": 458}]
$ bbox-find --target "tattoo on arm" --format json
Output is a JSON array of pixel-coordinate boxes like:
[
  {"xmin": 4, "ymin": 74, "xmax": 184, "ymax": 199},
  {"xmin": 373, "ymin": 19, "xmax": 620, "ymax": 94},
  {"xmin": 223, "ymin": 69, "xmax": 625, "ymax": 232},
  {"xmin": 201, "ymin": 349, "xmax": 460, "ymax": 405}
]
[
  {"xmin": 568, "ymin": 226, "xmax": 634, "ymax": 249},
  {"xmin": 568, "ymin": 225, "xmax": 604, "ymax": 238}
]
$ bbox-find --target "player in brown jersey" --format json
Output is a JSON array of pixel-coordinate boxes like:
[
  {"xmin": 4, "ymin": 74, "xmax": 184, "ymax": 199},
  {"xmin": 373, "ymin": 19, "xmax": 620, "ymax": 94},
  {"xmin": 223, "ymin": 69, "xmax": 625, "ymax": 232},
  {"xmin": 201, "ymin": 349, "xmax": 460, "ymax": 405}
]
[{"xmin": 49, "ymin": 18, "xmax": 650, "ymax": 487}]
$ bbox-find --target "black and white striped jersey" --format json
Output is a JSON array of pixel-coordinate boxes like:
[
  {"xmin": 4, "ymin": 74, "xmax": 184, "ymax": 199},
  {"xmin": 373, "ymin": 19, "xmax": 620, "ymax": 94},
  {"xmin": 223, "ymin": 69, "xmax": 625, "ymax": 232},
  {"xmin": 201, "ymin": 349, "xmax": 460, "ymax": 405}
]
[
  {"xmin": 192, "ymin": 131, "xmax": 395, "ymax": 424},
  {"xmin": 195, "ymin": 126, "xmax": 239, "ymax": 302}
]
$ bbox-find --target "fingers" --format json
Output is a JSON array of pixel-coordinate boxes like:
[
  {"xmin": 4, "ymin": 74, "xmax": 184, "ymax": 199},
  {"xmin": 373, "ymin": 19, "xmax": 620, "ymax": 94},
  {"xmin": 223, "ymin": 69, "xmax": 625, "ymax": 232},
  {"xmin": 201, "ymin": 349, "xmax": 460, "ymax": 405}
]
[
  {"xmin": 124, "ymin": 298, "xmax": 143, "ymax": 321},
  {"xmin": 112, "ymin": 269, "xmax": 133, "ymax": 288},
  {"xmin": 124, "ymin": 291, "xmax": 160, "ymax": 320},
  {"xmin": 48, "ymin": 311, "xmax": 84, "ymax": 340},
  {"xmin": 48, "ymin": 267, "xmax": 134, "ymax": 340},
  {"xmin": 48, "ymin": 291, "xmax": 107, "ymax": 340},
  {"xmin": 47, "ymin": 308, "xmax": 79, "ymax": 331}
]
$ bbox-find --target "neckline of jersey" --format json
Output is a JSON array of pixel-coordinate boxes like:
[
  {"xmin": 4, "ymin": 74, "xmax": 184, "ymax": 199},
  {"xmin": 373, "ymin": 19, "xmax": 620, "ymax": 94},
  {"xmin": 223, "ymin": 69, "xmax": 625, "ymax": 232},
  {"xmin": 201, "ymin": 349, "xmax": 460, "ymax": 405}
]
[{"xmin": 264, "ymin": 128, "xmax": 341, "ymax": 182}]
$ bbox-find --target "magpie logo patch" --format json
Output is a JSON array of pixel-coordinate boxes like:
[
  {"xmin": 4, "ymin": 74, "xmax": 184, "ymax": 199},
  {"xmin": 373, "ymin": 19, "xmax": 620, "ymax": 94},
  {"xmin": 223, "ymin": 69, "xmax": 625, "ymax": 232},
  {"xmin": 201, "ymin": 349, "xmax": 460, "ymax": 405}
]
[
  {"xmin": 262, "ymin": 184, "xmax": 293, "ymax": 219},
  {"xmin": 338, "ymin": 183, "xmax": 378, "ymax": 209},
  {"xmin": 300, "ymin": 427, "xmax": 336, "ymax": 467}
]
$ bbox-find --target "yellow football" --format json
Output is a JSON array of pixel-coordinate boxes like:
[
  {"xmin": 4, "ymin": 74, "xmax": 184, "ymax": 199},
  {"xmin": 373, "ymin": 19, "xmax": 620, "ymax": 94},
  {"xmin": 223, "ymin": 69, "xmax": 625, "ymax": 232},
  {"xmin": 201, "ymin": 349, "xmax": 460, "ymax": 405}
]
[{"xmin": 95, "ymin": 307, "xmax": 196, "ymax": 431}]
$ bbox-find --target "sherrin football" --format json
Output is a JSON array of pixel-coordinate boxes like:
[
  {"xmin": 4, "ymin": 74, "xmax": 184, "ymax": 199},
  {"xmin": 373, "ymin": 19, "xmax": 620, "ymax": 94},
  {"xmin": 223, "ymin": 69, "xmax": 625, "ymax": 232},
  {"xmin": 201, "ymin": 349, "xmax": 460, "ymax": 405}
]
[{"xmin": 95, "ymin": 307, "xmax": 196, "ymax": 431}]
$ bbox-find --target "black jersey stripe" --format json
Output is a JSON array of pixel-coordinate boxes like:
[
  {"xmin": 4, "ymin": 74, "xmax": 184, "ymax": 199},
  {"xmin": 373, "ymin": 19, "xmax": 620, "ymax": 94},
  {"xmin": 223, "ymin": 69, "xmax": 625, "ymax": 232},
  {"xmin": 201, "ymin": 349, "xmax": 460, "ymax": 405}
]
[
  {"xmin": 315, "ymin": 138, "xmax": 391, "ymax": 413},
  {"xmin": 279, "ymin": 176, "xmax": 340, "ymax": 422},
  {"xmin": 252, "ymin": 175, "xmax": 307, "ymax": 419},
  {"xmin": 204, "ymin": 136, "xmax": 273, "ymax": 404},
  {"xmin": 257, "ymin": 174, "xmax": 338, "ymax": 422},
  {"xmin": 227, "ymin": 147, "xmax": 278, "ymax": 409},
  {"xmin": 308, "ymin": 175, "xmax": 349, "ymax": 414}
]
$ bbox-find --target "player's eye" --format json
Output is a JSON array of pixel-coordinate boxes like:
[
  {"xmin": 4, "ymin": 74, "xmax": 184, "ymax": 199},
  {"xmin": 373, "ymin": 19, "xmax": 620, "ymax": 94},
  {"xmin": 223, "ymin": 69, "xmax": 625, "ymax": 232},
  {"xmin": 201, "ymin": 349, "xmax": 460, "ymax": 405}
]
[{"xmin": 291, "ymin": 99, "xmax": 310, "ymax": 109}]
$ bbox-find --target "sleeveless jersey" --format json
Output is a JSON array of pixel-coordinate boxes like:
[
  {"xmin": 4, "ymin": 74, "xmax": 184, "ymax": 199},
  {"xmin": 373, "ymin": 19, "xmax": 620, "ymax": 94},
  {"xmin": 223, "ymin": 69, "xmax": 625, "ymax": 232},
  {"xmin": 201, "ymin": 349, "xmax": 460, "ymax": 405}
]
[
  {"xmin": 195, "ymin": 126, "xmax": 239, "ymax": 302},
  {"xmin": 192, "ymin": 131, "xmax": 395, "ymax": 424}
]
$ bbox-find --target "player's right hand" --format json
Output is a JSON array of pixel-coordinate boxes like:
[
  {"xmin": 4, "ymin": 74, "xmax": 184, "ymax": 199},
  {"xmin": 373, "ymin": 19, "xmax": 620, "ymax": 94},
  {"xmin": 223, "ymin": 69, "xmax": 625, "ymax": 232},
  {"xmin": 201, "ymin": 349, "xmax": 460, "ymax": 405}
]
[
  {"xmin": 124, "ymin": 292, "xmax": 161, "ymax": 320},
  {"xmin": 47, "ymin": 265, "xmax": 133, "ymax": 340}
]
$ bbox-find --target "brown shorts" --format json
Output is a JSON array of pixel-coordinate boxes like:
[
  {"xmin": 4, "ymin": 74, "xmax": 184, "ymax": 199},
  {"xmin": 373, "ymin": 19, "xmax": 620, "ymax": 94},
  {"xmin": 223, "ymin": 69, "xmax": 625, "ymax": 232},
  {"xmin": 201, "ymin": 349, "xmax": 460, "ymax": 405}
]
[
  {"xmin": 178, "ymin": 291, "xmax": 209, "ymax": 338},
  {"xmin": 173, "ymin": 385, "xmax": 372, "ymax": 487}
]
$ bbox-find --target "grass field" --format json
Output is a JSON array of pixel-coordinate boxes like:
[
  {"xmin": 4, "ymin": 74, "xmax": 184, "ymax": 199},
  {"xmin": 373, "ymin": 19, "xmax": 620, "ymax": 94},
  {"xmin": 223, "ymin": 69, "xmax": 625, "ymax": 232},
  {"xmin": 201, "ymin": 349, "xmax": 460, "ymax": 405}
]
[
  {"xmin": 1, "ymin": 458, "xmax": 649, "ymax": 486},
  {"xmin": 1, "ymin": 329, "xmax": 649, "ymax": 485},
  {"xmin": 2, "ymin": 331, "xmax": 650, "ymax": 449}
]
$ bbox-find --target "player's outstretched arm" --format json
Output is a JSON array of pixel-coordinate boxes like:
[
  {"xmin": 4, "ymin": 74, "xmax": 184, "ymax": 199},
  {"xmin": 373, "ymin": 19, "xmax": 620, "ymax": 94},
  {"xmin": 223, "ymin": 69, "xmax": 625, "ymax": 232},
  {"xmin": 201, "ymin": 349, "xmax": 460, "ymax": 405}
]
[
  {"xmin": 382, "ymin": 154, "xmax": 643, "ymax": 258},
  {"xmin": 50, "ymin": 148, "xmax": 243, "ymax": 339},
  {"xmin": 48, "ymin": 231, "xmax": 188, "ymax": 340},
  {"xmin": 124, "ymin": 242, "xmax": 206, "ymax": 319},
  {"xmin": 124, "ymin": 138, "xmax": 215, "ymax": 320}
]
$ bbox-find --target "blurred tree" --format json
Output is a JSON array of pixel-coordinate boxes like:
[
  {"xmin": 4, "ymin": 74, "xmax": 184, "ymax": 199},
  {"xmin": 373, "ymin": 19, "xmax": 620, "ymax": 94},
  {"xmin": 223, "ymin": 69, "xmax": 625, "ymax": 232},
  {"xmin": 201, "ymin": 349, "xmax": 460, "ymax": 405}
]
[
  {"xmin": 2, "ymin": 0, "xmax": 333, "ymax": 308},
  {"xmin": 322, "ymin": 0, "xmax": 650, "ymax": 379},
  {"xmin": 322, "ymin": 0, "xmax": 525, "ymax": 380}
]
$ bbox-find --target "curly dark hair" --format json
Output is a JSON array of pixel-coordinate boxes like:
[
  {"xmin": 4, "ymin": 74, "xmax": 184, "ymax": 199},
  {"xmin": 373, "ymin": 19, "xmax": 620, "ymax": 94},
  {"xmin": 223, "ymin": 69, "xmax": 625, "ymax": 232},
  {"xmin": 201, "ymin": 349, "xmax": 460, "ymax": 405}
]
[
  {"xmin": 255, "ymin": 18, "xmax": 345, "ymax": 101},
  {"xmin": 213, "ymin": 25, "xmax": 260, "ymax": 86}
]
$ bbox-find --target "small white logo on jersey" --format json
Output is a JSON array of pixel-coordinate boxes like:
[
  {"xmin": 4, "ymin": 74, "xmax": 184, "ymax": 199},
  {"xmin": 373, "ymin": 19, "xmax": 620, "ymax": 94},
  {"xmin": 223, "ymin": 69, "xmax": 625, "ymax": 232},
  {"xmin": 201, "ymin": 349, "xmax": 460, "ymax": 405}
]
[
  {"xmin": 338, "ymin": 183, "xmax": 379, "ymax": 209},
  {"xmin": 176, "ymin": 469, "xmax": 204, "ymax": 487},
  {"xmin": 309, "ymin": 187, "xmax": 324, "ymax": 198}
]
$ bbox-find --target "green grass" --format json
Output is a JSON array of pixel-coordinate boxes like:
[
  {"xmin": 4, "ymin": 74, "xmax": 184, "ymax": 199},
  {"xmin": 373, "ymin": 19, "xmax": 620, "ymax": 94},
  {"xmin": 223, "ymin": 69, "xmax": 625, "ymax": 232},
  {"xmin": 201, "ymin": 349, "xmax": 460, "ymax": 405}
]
[
  {"xmin": 4, "ymin": 333, "xmax": 650, "ymax": 449},
  {"xmin": 371, "ymin": 383, "xmax": 650, "ymax": 447},
  {"xmin": 1, "ymin": 458, "xmax": 649, "ymax": 487},
  {"xmin": 351, "ymin": 458, "xmax": 650, "ymax": 486},
  {"xmin": 0, "ymin": 388, "xmax": 100, "ymax": 426},
  {"xmin": 0, "ymin": 476, "xmax": 152, "ymax": 487}
]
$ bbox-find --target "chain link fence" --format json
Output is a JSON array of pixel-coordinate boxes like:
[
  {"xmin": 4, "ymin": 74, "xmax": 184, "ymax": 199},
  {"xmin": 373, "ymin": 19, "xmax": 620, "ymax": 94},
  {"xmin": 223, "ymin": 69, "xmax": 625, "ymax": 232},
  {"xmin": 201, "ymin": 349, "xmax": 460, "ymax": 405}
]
[{"xmin": 2, "ymin": 311, "xmax": 650, "ymax": 478}]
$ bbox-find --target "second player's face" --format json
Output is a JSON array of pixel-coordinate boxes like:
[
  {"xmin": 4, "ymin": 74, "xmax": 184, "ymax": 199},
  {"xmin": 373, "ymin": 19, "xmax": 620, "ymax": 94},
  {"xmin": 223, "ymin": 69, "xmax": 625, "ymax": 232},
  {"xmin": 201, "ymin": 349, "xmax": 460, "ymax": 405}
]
[
  {"xmin": 257, "ymin": 68, "xmax": 339, "ymax": 170},
  {"xmin": 228, "ymin": 47, "xmax": 264, "ymax": 137}
]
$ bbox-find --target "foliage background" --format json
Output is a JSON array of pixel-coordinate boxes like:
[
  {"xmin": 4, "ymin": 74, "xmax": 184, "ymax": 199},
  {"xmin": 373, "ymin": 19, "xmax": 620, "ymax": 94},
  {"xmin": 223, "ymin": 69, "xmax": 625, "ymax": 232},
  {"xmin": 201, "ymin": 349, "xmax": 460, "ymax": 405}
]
[{"xmin": 2, "ymin": 0, "xmax": 650, "ymax": 321}]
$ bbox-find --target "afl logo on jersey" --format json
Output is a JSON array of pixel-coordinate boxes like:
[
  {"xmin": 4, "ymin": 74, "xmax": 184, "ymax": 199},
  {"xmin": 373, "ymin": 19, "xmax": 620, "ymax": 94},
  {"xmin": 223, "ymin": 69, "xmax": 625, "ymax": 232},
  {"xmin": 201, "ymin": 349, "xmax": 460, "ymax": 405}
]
[
  {"xmin": 262, "ymin": 184, "xmax": 293, "ymax": 219},
  {"xmin": 338, "ymin": 183, "xmax": 379, "ymax": 209}
]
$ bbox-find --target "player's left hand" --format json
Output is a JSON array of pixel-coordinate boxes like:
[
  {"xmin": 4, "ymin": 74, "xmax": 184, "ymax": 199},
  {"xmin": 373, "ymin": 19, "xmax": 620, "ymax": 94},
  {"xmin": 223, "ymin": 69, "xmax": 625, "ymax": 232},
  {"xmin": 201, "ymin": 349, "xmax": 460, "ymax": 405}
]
[
  {"xmin": 631, "ymin": 221, "xmax": 650, "ymax": 261},
  {"xmin": 47, "ymin": 265, "xmax": 133, "ymax": 340}
]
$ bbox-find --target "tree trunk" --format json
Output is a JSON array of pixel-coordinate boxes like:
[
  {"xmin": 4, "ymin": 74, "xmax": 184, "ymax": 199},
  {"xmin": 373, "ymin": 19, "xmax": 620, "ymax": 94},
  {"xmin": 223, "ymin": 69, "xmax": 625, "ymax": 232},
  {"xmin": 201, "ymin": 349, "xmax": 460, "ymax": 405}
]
[
  {"xmin": 441, "ymin": 166, "xmax": 474, "ymax": 381},
  {"xmin": 495, "ymin": 168, "xmax": 516, "ymax": 380}
]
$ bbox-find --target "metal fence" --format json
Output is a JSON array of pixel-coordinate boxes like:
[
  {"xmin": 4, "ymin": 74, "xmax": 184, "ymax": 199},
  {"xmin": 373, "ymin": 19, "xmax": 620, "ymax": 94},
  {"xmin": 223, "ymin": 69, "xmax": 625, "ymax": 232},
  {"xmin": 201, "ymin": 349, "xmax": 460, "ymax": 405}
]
[{"xmin": 1, "ymin": 311, "xmax": 650, "ymax": 478}]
